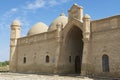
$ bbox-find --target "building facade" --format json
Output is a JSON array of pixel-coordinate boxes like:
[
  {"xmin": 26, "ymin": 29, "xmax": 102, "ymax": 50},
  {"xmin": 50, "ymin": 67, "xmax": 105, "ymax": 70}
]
[{"xmin": 10, "ymin": 4, "xmax": 120, "ymax": 77}]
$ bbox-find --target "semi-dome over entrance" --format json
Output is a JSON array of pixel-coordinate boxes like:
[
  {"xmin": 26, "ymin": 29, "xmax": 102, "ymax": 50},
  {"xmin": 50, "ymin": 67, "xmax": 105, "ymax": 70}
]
[
  {"xmin": 48, "ymin": 13, "xmax": 68, "ymax": 32},
  {"xmin": 27, "ymin": 22, "xmax": 48, "ymax": 36}
]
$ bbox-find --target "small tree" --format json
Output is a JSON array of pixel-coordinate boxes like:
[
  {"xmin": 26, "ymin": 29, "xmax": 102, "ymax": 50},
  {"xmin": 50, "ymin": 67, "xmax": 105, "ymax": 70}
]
[
  {"xmin": 0, "ymin": 62, "xmax": 2, "ymax": 67},
  {"xmin": 0, "ymin": 61, "xmax": 9, "ymax": 67}
]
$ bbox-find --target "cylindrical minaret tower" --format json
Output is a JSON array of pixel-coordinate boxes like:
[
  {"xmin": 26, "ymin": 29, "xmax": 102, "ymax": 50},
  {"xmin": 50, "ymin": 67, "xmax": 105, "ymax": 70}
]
[
  {"xmin": 54, "ymin": 22, "xmax": 63, "ymax": 73},
  {"xmin": 81, "ymin": 14, "xmax": 91, "ymax": 75},
  {"xmin": 83, "ymin": 14, "xmax": 91, "ymax": 40},
  {"xmin": 10, "ymin": 20, "xmax": 21, "ymax": 72}
]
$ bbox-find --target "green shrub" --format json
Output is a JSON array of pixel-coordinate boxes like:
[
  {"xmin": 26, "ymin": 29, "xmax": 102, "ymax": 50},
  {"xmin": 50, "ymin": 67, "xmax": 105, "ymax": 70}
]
[{"xmin": 0, "ymin": 61, "xmax": 9, "ymax": 67}]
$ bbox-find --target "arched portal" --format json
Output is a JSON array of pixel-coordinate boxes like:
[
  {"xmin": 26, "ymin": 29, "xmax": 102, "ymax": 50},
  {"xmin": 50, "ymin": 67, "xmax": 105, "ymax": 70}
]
[{"xmin": 65, "ymin": 26, "xmax": 83, "ymax": 74}]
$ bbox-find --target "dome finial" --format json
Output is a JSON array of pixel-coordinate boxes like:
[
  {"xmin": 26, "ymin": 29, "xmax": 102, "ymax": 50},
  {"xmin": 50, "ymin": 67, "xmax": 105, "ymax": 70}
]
[
  {"xmin": 60, "ymin": 9, "xmax": 65, "ymax": 16},
  {"xmin": 60, "ymin": 12, "xmax": 65, "ymax": 16},
  {"xmin": 73, "ymin": 3, "xmax": 78, "ymax": 6}
]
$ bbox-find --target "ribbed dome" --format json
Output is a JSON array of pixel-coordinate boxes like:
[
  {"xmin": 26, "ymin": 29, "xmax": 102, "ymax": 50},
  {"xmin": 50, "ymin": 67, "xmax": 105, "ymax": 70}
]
[
  {"xmin": 48, "ymin": 13, "xmax": 68, "ymax": 32},
  {"xmin": 27, "ymin": 22, "xmax": 48, "ymax": 36},
  {"xmin": 11, "ymin": 20, "xmax": 20, "ymax": 26}
]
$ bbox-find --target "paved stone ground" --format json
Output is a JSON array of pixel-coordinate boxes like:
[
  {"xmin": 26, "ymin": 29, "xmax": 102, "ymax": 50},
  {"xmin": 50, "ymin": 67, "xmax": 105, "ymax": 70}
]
[{"xmin": 0, "ymin": 73, "xmax": 119, "ymax": 80}]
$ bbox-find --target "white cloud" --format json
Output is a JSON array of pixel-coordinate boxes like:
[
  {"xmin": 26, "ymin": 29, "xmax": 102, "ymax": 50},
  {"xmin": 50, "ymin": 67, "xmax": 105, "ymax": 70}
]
[
  {"xmin": 48, "ymin": 0, "xmax": 58, "ymax": 6},
  {"xmin": 26, "ymin": 0, "xmax": 45, "ymax": 10},
  {"xmin": 11, "ymin": 8, "xmax": 18, "ymax": 12},
  {"xmin": 0, "ymin": 7, "xmax": 30, "ymax": 30},
  {"xmin": 0, "ymin": 0, "xmax": 71, "ymax": 30},
  {"xmin": 60, "ymin": 0, "xmax": 70, "ymax": 3},
  {"xmin": 48, "ymin": 0, "xmax": 71, "ymax": 6},
  {"xmin": 4, "ymin": 8, "xmax": 18, "ymax": 18},
  {"xmin": 25, "ymin": 0, "xmax": 71, "ymax": 10},
  {"xmin": 0, "ymin": 8, "xmax": 18, "ymax": 29}
]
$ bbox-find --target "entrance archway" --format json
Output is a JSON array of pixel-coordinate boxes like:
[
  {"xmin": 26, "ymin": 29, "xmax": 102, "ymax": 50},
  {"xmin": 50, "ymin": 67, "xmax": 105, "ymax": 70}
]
[{"xmin": 66, "ymin": 26, "xmax": 83, "ymax": 74}]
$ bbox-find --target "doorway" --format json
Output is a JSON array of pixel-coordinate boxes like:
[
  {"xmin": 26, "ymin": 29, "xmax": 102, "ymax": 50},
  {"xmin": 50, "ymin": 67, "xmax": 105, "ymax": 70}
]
[
  {"xmin": 66, "ymin": 26, "xmax": 83, "ymax": 74},
  {"xmin": 75, "ymin": 56, "xmax": 81, "ymax": 73}
]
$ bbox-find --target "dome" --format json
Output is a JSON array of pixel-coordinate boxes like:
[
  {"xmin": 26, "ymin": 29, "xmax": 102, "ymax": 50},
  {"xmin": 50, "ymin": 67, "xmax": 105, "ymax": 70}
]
[
  {"xmin": 11, "ymin": 20, "xmax": 20, "ymax": 26},
  {"xmin": 48, "ymin": 13, "xmax": 68, "ymax": 32},
  {"xmin": 27, "ymin": 22, "xmax": 48, "ymax": 36}
]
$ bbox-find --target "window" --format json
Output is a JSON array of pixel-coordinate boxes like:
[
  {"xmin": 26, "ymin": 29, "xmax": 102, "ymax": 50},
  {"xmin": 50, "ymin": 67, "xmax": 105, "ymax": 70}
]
[
  {"xmin": 69, "ymin": 56, "xmax": 71, "ymax": 63},
  {"xmin": 46, "ymin": 55, "xmax": 49, "ymax": 63},
  {"xmin": 23, "ymin": 57, "xmax": 26, "ymax": 64},
  {"xmin": 102, "ymin": 54, "xmax": 109, "ymax": 72}
]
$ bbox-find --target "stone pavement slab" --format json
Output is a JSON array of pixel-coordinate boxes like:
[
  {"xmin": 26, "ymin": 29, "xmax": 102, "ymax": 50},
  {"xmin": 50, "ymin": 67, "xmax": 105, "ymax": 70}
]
[
  {"xmin": 0, "ymin": 73, "xmax": 119, "ymax": 80},
  {"xmin": 0, "ymin": 73, "xmax": 93, "ymax": 80}
]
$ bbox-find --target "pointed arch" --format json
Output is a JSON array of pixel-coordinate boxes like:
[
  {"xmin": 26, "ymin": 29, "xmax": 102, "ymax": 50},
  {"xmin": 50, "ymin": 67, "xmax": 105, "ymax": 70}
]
[
  {"xmin": 63, "ymin": 25, "xmax": 83, "ymax": 74},
  {"xmin": 59, "ymin": 17, "xmax": 84, "ymax": 74},
  {"xmin": 65, "ymin": 26, "xmax": 83, "ymax": 44},
  {"xmin": 63, "ymin": 18, "xmax": 83, "ymax": 45}
]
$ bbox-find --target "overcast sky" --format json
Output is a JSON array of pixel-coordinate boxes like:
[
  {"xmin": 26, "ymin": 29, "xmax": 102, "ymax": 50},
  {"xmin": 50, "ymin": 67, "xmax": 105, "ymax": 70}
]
[{"xmin": 0, "ymin": 0, "xmax": 120, "ymax": 61}]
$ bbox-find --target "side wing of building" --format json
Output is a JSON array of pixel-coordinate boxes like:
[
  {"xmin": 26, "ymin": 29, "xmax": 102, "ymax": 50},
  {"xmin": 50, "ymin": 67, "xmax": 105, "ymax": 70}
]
[
  {"xmin": 16, "ymin": 30, "xmax": 58, "ymax": 73},
  {"xmin": 89, "ymin": 15, "xmax": 120, "ymax": 76}
]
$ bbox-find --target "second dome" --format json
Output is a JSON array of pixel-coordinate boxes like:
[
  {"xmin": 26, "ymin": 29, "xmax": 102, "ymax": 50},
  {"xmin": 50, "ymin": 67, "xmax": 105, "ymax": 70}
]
[
  {"xmin": 27, "ymin": 22, "xmax": 48, "ymax": 36},
  {"xmin": 48, "ymin": 13, "xmax": 68, "ymax": 32}
]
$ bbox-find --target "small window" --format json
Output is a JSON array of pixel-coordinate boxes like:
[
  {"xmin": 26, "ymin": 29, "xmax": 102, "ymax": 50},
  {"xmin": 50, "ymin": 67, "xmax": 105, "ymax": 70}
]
[
  {"xmin": 46, "ymin": 55, "xmax": 49, "ymax": 63},
  {"xmin": 102, "ymin": 54, "xmax": 109, "ymax": 72},
  {"xmin": 23, "ymin": 57, "xmax": 26, "ymax": 64},
  {"xmin": 69, "ymin": 56, "xmax": 71, "ymax": 63}
]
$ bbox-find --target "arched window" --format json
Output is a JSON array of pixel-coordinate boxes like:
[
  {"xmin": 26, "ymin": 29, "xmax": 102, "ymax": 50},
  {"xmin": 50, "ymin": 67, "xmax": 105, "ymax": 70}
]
[
  {"xmin": 23, "ymin": 57, "xmax": 26, "ymax": 64},
  {"xmin": 46, "ymin": 55, "xmax": 49, "ymax": 63},
  {"xmin": 102, "ymin": 54, "xmax": 109, "ymax": 72},
  {"xmin": 69, "ymin": 56, "xmax": 71, "ymax": 63}
]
